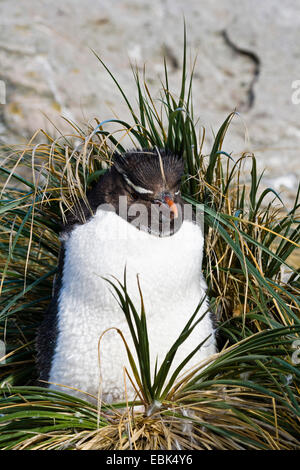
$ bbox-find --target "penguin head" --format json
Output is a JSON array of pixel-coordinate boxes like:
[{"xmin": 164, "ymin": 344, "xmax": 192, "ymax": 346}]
[{"xmin": 113, "ymin": 148, "xmax": 184, "ymax": 225}]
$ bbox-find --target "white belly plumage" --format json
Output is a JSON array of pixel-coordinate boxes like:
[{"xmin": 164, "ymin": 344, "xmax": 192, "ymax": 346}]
[{"xmin": 49, "ymin": 209, "xmax": 216, "ymax": 403}]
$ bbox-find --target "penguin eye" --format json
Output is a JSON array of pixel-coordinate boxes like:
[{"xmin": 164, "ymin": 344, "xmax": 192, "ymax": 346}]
[
  {"xmin": 131, "ymin": 191, "xmax": 139, "ymax": 201},
  {"xmin": 174, "ymin": 189, "xmax": 180, "ymax": 196}
]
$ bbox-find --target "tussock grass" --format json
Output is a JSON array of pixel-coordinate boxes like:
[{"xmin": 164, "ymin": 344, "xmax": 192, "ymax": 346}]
[{"xmin": 0, "ymin": 26, "xmax": 299, "ymax": 449}]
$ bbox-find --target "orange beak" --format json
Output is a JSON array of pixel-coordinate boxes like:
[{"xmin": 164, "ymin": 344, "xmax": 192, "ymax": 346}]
[{"xmin": 164, "ymin": 196, "xmax": 178, "ymax": 219}]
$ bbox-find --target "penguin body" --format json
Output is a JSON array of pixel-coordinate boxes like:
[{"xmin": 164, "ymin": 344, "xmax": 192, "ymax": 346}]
[{"xmin": 36, "ymin": 149, "xmax": 217, "ymax": 402}]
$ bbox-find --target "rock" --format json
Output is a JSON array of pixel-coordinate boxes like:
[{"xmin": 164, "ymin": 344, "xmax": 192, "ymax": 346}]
[{"xmin": 0, "ymin": 0, "xmax": 299, "ymax": 207}]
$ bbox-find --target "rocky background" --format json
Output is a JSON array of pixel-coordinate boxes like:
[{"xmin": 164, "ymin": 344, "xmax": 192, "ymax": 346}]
[{"xmin": 0, "ymin": 0, "xmax": 300, "ymax": 207}]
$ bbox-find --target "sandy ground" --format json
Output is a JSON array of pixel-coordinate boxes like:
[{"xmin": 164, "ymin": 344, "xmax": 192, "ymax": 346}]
[{"xmin": 0, "ymin": 0, "xmax": 300, "ymax": 207}]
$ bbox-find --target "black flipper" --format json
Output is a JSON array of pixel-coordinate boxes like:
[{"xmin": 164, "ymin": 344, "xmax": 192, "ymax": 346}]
[{"xmin": 35, "ymin": 243, "xmax": 65, "ymax": 385}]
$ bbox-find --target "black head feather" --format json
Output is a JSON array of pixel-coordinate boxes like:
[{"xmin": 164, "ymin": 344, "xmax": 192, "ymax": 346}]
[{"xmin": 113, "ymin": 148, "xmax": 184, "ymax": 195}]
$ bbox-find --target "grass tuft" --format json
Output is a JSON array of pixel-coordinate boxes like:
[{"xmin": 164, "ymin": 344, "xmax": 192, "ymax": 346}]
[{"xmin": 0, "ymin": 28, "xmax": 299, "ymax": 449}]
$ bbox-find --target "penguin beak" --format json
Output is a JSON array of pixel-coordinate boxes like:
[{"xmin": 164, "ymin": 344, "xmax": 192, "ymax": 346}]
[{"xmin": 164, "ymin": 195, "xmax": 178, "ymax": 219}]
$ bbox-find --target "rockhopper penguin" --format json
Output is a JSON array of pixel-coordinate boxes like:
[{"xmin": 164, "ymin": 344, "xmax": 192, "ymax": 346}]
[{"xmin": 36, "ymin": 149, "xmax": 217, "ymax": 403}]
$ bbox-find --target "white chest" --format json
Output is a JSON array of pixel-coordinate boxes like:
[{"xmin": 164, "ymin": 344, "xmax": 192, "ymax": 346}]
[
  {"xmin": 49, "ymin": 210, "xmax": 216, "ymax": 402},
  {"xmin": 65, "ymin": 210, "xmax": 204, "ymax": 301}
]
